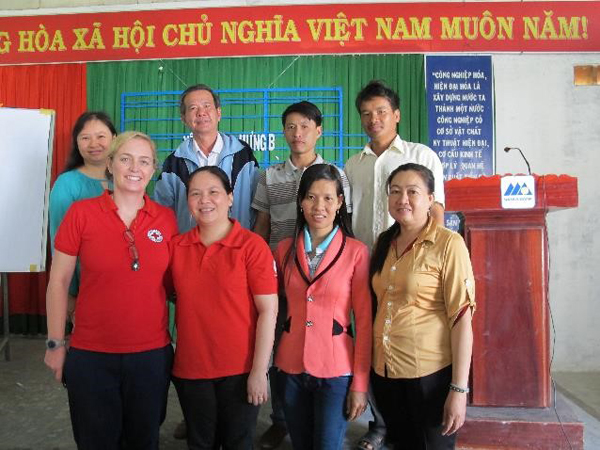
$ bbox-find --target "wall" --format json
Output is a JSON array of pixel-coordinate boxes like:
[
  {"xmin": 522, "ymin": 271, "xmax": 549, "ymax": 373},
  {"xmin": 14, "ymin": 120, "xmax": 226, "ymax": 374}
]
[{"xmin": 493, "ymin": 53, "xmax": 600, "ymax": 371}]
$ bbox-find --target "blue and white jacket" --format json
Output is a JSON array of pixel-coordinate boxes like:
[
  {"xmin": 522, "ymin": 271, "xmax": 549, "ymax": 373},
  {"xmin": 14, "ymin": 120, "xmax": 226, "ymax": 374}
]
[{"xmin": 154, "ymin": 133, "xmax": 259, "ymax": 233}]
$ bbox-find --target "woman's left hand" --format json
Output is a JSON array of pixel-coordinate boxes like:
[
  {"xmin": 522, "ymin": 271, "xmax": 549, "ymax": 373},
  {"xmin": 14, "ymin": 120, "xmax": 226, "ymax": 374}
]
[
  {"xmin": 247, "ymin": 369, "xmax": 268, "ymax": 406},
  {"xmin": 441, "ymin": 390, "xmax": 467, "ymax": 435},
  {"xmin": 346, "ymin": 390, "xmax": 368, "ymax": 421}
]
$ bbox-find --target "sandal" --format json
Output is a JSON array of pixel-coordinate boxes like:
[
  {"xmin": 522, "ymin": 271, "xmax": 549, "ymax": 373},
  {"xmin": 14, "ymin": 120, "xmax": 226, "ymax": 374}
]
[{"xmin": 355, "ymin": 430, "xmax": 386, "ymax": 450}]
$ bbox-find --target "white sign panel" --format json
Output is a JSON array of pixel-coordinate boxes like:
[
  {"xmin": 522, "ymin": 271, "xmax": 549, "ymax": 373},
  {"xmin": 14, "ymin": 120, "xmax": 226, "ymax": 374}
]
[
  {"xmin": 0, "ymin": 108, "xmax": 55, "ymax": 272},
  {"xmin": 501, "ymin": 175, "xmax": 536, "ymax": 209}
]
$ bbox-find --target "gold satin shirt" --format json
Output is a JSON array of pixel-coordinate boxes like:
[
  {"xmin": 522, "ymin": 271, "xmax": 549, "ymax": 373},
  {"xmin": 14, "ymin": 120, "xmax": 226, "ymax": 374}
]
[{"xmin": 372, "ymin": 218, "xmax": 475, "ymax": 379}]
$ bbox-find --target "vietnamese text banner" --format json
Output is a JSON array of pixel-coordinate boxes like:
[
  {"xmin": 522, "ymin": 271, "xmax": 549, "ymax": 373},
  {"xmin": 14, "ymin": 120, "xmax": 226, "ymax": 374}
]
[{"xmin": 0, "ymin": 2, "xmax": 598, "ymax": 65}]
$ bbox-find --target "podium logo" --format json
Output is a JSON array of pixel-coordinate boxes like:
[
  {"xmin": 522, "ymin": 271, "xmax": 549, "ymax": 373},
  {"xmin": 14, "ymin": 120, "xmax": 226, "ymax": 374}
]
[
  {"xmin": 503, "ymin": 182, "xmax": 533, "ymax": 197},
  {"xmin": 501, "ymin": 175, "xmax": 536, "ymax": 209}
]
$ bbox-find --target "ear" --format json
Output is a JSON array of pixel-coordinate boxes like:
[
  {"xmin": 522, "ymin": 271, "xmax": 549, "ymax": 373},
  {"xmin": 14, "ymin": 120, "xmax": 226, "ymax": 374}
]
[
  {"xmin": 228, "ymin": 192, "xmax": 233, "ymax": 207},
  {"xmin": 216, "ymin": 107, "xmax": 222, "ymax": 122},
  {"xmin": 394, "ymin": 108, "xmax": 401, "ymax": 124},
  {"xmin": 316, "ymin": 125, "xmax": 323, "ymax": 139}
]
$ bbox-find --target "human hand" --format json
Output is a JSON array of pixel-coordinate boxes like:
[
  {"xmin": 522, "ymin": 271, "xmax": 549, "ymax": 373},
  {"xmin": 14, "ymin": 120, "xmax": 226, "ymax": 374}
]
[
  {"xmin": 247, "ymin": 369, "xmax": 268, "ymax": 406},
  {"xmin": 346, "ymin": 390, "xmax": 368, "ymax": 421},
  {"xmin": 441, "ymin": 390, "xmax": 467, "ymax": 435},
  {"xmin": 44, "ymin": 347, "xmax": 67, "ymax": 383}
]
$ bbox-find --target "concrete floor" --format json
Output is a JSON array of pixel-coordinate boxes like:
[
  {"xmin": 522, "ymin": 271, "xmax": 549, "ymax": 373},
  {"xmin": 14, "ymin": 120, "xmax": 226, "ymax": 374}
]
[{"xmin": 1, "ymin": 336, "xmax": 599, "ymax": 449}]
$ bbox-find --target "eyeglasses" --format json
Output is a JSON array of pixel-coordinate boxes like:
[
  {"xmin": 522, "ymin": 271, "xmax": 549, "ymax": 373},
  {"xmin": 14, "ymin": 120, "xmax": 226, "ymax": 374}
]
[{"xmin": 123, "ymin": 229, "xmax": 140, "ymax": 271}]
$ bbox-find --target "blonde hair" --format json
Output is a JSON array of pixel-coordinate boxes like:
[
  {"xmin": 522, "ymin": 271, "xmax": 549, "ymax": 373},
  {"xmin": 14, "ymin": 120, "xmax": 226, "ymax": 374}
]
[{"xmin": 106, "ymin": 131, "xmax": 158, "ymax": 180}]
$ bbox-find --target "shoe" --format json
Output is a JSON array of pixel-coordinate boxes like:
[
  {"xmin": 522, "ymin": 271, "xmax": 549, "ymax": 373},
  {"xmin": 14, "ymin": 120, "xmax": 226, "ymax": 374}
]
[
  {"xmin": 355, "ymin": 430, "xmax": 386, "ymax": 450},
  {"xmin": 173, "ymin": 420, "xmax": 187, "ymax": 440},
  {"xmin": 259, "ymin": 424, "xmax": 288, "ymax": 449}
]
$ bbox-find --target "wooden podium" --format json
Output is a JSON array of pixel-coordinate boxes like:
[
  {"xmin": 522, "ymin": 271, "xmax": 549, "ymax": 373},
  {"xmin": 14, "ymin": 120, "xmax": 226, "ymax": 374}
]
[{"xmin": 445, "ymin": 175, "xmax": 578, "ymax": 408}]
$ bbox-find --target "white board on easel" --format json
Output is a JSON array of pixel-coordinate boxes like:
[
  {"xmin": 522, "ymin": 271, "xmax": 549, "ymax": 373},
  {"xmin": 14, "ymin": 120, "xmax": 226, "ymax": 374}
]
[{"xmin": 0, "ymin": 107, "xmax": 55, "ymax": 272}]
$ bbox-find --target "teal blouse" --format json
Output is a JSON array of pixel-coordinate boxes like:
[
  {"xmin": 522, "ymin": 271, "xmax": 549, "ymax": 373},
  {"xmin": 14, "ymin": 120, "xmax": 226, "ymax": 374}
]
[{"xmin": 49, "ymin": 169, "xmax": 108, "ymax": 296}]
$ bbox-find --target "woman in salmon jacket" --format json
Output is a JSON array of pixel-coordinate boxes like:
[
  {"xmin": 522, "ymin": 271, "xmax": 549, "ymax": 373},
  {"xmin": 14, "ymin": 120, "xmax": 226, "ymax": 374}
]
[{"xmin": 274, "ymin": 163, "xmax": 372, "ymax": 450}]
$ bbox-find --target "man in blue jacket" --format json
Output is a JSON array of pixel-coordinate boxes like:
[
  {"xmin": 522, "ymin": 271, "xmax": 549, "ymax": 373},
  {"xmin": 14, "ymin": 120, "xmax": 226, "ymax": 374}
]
[
  {"xmin": 154, "ymin": 84, "xmax": 259, "ymax": 440},
  {"xmin": 154, "ymin": 83, "xmax": 259, "ymax": 233}
]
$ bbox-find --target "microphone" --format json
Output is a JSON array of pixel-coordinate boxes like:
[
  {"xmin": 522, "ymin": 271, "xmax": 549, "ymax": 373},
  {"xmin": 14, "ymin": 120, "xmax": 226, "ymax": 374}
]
[{"xmin": 504, "ymin": 147, "xmax": 532, "ymax": 175}]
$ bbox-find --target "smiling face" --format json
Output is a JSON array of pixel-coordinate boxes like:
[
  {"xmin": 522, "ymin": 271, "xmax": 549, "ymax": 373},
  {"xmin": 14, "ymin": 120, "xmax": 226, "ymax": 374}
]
[
  {"xmin": 300, "ymin": 179, "xmax": 343, "ymax": 236},
  {"xmin": 284, "ymin": 112, "xmax": 322, "ymax": 157},
  {"xmin": 107, "ymin": 137, "xmax": 155, "ymax": 195},
  {"xmin": 181, "ymin": 89, "xmax": 222, "ymax": 137},
  {"xmin": 388, "ymin": 169, "xmax": 434, "ymax": 230},
  {"xmin": 359, "ymin": 96, "xmax": 400, "ymax": 144},
  {"xmin": 187, "ymin": 171, "xmax": 233, "ymax": 227},
  {"xmin": 77, "ymin": 119, "xmax": 114, "ymax": 167}
]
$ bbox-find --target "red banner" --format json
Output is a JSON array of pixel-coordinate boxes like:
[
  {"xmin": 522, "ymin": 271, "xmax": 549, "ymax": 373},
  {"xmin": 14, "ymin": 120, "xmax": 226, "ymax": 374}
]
[{"xmin": 0, "ymin": 2, "xmax": 598, "ymax": 65}]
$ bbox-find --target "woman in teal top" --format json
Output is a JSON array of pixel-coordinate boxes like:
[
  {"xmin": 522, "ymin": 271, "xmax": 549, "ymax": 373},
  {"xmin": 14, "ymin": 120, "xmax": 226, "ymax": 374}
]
[{"xmin": 49, "ymin": 111, "xmax": 117, "ymax": 304}]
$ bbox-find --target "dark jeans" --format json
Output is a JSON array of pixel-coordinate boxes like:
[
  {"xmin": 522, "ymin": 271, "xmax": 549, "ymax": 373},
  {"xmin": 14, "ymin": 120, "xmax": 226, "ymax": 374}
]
[
  {"xmin": 278, "ymin": 371, "xmax": 351, "ymax": 450},
  {"xmin": 269, "ymin": 293, "xmax": 288, "ymax": 428},
  {"xmin": 173, "ymin": 373, "xmax": 259, "ymax": 450},
  {"xmin": 371, "ymin": 365, "xmax": 456, "ymax": 450},
  {"xmin": 63, "ymin": 345, "xmax": 173, "ymax": 450},
  {"xmin": 268, "ymin": 366, "xmax": 287, "ymax": 427}
]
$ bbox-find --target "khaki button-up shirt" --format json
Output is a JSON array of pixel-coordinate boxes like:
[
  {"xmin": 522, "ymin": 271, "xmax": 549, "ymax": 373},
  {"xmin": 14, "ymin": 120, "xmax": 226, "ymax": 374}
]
[{"xmin": 371, "ymin": 219, "xmax": 475, "ymax": 379}]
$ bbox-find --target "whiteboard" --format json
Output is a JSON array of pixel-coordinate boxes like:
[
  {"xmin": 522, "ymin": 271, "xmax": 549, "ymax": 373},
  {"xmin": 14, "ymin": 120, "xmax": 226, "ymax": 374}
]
[{"xmin": 0, "ymin": 108, "xmax": 55, "ymax": 272}]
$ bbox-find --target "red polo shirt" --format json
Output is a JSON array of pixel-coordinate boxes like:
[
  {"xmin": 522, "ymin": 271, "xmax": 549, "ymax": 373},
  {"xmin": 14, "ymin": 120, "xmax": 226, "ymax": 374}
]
[
  {"xmin": 54, "ymin": 190, "xmax": 177, "ymax": 353},
  {"xmin": 171, "ymin": 220, "xmax": 278, "ymax": 379}
]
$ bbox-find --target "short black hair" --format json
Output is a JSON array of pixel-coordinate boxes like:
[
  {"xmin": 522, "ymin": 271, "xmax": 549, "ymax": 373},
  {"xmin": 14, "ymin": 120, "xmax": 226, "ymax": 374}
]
[
  {"xmin": 281, "ymin": 101, "xmax": 322, "ymax": 127},
  {"xmin": 387, "ymin": 163, "xmax": 435, "ymax": 196},
  {"xmin": 187, "ymin": 166, "xmax": 232, "ymax": 196},
  {"xmin": 355, "ymin": 80, "xmax": 400, "ymax": 113},
  {"xmin": 180, "ymin": 84, "xmax": 221, "ymax": 115}
]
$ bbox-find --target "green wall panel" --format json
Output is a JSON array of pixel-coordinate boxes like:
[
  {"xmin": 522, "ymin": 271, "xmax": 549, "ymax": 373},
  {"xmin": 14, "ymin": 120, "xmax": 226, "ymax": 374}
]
[{"xmin": 87, "ymin": 54, "xmax": 427, "ymax": 167}]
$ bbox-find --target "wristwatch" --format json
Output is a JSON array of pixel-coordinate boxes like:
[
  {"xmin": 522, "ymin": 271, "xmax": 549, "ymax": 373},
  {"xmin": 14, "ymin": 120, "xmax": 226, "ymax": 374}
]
[{"xmin": 45, "ymin": 338, "xmax": 66, "ymax": 350}]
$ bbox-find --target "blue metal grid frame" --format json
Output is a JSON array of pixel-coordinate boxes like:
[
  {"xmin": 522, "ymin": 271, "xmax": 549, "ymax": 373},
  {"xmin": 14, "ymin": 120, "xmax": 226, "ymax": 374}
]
[{"xmin": 120, "ymin": 87, "xmax": 357, "ymax": 169}]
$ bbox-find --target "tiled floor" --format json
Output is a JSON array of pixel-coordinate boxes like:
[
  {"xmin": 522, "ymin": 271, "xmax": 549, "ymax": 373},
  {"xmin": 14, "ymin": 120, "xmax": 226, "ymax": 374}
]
[{"xmin": 1, "ymin": 336, "xmax": 599, "ymax": 449}]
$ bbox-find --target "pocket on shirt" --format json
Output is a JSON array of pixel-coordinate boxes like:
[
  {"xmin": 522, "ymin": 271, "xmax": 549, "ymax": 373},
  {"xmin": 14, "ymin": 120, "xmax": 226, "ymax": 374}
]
[{"xmin": 412, "ymin": 270, "xmax": 443, "ymax": 310}]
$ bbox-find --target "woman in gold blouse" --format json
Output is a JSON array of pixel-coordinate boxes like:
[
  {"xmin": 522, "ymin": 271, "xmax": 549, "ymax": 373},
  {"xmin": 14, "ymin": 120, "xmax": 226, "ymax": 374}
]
[{"xmin": 369, "ymin": 163, "xmax": 475, "ymax": 450}]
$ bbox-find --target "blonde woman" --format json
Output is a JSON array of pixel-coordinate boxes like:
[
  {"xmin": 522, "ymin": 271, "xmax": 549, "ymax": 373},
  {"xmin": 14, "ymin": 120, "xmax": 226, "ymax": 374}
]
[{"xmin": 44, "ymin": 131, "xmax": 178, "ymax": 450}]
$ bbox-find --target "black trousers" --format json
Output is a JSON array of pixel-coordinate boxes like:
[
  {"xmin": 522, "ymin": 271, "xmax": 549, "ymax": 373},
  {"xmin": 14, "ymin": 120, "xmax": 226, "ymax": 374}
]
[
  {"xmin": 64, "ymin": 345, "xmax": 173, "ymax": 450},
  {"xmin": 371, "ymin": 365, "xmax": 456, "ymax": 450},
  {"xmin": 173, "ymin": 373, "xmax": 259, "ymax": 450}
]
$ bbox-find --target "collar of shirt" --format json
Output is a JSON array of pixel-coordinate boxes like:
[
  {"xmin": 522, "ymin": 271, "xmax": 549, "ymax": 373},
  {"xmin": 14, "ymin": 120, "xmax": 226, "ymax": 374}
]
[
  {"xmin": 192, "ymin": 133, "xmax": 224, "ymax": 163},
  {"xmin": 303, "ymin": 225, "xmax": 339, "ymax": 255},
  {"xmin": 359, "ymin": 134, "xmax": 404, "ymax": 160},
  {"xmin": 99, "ymin": 189, "xmax": 157, "ymax": 217},
  {"xmin": 178, "ymin": 219, "xmax": 244, "ymax": 249},
  {"xmin": 414, "ymin": 216, "xmax": 438, "ymax": 247},
  {"xmin": 284, "ymin": 153, "xmax": 325, "ymax": 176}
]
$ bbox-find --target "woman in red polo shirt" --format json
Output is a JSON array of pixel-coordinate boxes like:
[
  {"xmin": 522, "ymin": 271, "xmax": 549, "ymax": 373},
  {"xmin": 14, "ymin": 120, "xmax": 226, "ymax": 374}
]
[
  {"xmin": 170, "ymin": 166, "xmax": 278, "ymax": 450},
  {"xmin": 44, "ymin": 131, "xmax": 178, "ymax": 450},
  {"xmin": 274, "ymin": 164, "xmax": 372, "ymax": 450}
]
